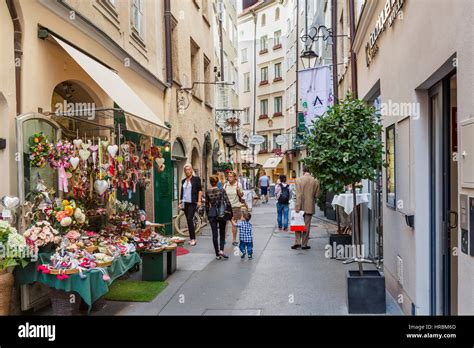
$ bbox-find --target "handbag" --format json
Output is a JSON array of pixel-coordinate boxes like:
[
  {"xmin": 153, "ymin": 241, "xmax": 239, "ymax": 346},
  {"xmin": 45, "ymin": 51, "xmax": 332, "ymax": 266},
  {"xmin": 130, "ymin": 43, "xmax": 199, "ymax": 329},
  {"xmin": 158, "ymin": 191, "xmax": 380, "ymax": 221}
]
[{"xmin": 217, "ymin": 189, "xmax": 232, "ymax": 221}]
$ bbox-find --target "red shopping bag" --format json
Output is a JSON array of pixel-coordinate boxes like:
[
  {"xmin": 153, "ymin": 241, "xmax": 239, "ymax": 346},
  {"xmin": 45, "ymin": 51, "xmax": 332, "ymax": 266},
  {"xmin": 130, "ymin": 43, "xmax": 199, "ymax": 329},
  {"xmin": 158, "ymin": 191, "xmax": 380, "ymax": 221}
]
[{"xmin": 290, "ymin": 210, "xmax": 306, "ymax": 232}]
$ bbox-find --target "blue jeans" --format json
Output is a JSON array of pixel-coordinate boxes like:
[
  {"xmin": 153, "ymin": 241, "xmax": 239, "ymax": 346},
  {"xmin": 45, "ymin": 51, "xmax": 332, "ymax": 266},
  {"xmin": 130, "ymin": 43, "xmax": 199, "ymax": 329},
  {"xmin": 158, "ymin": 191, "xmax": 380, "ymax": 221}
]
[
  {"xmin": 239, "ymin": 241, "xmax": 253, "ymax": 256},
  {"xmin": 277, "ymin": 202, "xmax": 289, "ymax": 229}
]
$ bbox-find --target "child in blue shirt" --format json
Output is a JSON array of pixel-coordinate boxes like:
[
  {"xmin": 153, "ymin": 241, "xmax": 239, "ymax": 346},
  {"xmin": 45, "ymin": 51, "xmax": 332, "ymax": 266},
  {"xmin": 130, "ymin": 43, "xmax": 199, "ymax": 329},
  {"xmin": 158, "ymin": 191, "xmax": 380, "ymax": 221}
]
[{"xmin": 232, "ymin": 210, "xmax": 253, "ymax": 259}]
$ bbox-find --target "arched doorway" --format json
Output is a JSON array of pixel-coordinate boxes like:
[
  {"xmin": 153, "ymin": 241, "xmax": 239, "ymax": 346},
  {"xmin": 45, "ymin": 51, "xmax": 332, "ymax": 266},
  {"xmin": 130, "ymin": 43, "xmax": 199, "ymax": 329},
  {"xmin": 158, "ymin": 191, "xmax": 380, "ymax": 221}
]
[{"xmin": 50, "ymin": 80, "xmax": 105, "ymax": 139}]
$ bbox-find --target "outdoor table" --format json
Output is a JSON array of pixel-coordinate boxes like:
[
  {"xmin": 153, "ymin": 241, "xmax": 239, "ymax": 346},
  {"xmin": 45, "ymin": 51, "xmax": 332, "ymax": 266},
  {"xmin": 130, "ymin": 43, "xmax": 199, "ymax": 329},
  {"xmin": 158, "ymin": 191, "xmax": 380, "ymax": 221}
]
[
  {"xmin": 14, "ymin": 252, "xmax": 141, "ymax": 312},
  {"xmin": 331, "ymin": 192, "xmax": 373, "ymax": 265},
  {"xmin": 331, "ymin": 192, "xmax": 371, "ymax": 215}
]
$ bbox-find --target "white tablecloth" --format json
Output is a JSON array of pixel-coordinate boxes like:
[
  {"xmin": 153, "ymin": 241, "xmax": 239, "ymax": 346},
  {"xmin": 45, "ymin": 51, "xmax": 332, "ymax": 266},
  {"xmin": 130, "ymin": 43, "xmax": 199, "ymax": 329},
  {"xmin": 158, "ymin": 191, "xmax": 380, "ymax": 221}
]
[
  {"xmin": 243, "ymin": 190, "xmax": 254, "ymax": 210},
  {"xmin": 331, "ymin": 193, "xmax": 371, "ymax": 215}
]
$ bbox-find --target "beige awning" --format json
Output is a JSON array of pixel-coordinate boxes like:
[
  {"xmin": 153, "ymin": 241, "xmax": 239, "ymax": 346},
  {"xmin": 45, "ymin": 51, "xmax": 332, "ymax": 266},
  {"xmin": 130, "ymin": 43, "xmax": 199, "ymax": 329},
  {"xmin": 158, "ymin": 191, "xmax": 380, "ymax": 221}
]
[
  {"xmin": 51, "ymin": 35, "xmax": 170, "ymax": 141},
  {"xmin": 262, "ymin": 156, "xmax": 283, "ymax": 169}
]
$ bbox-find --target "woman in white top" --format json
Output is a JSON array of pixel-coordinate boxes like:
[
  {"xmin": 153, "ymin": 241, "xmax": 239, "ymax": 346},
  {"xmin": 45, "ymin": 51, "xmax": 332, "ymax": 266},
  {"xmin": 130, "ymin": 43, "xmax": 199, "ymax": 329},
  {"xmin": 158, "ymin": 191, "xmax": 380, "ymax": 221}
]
[{"xmin": 224, "ymin": 171, "xmax": 244, "ymax": 246}]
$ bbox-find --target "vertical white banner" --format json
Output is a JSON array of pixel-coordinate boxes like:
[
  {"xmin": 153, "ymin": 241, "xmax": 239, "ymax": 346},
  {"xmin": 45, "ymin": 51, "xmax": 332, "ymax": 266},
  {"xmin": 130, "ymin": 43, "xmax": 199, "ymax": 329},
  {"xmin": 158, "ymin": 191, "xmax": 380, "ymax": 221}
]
[{"xmin": 298, "ymin": 66, "xmax": 333, "ymax": 133}]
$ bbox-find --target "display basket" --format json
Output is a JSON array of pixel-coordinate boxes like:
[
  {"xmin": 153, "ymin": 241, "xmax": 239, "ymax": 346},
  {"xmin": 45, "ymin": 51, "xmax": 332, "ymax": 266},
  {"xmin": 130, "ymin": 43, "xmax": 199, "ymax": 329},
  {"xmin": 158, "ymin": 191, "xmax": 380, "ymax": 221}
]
[
  {"xmin": 96, "ymin": 261, "xmax": 113, "ymax": 268},
  {"xmin": 85, "ymin": 246, "xmax": 98, "ymax": 253},
  {"xmin": 49, "ymin": 268, "xmax": 80, "ymax": 275}
]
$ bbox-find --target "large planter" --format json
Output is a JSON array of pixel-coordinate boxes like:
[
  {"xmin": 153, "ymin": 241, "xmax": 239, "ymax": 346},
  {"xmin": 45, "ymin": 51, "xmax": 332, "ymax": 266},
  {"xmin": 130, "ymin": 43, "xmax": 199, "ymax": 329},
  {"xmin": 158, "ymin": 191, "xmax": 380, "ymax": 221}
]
[
  {"xmin": 0, "ymin": 270, "xmax": 14, "ymax": 315},
  {"xmin": 347, "ymin": 270, "xmax": 386, "ymax": 314}
]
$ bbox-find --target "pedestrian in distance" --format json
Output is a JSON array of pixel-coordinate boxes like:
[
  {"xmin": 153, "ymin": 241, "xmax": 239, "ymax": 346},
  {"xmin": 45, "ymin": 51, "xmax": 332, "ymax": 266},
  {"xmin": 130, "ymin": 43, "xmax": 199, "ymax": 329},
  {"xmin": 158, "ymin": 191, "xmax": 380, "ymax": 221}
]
[
  {"xmin": 224, "ymin": 171, "xmax": 244, "ymax": 246},
  {"xmin": 293, "ymin": 166, "xmax": 320, "ymax": 250},
  {"xmin": 275, "ymin": 174, "xmax": 291, "ymax": 231},
  {"xmin": 258, "ymin": 171, "xmax": 270, "ymax": 204},
  {"xmin": 232, "ymin": 210, "xmax": 253, "ymax": 259},
  {"xmin": 206, "ymin": 175, "xmax": 232, "ymax": 260},
  {"xmin": 179, "ymin": 163, "xmax": 203, "ymax": 246}
]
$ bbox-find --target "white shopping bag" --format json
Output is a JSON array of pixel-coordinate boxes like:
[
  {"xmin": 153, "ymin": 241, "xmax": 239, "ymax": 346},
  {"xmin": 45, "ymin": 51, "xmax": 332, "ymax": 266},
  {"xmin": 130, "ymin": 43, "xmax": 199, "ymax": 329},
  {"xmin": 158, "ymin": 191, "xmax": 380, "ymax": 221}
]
[{"xmin": 290, "ymin": 210, "xmax": 305, "ymax": 232}]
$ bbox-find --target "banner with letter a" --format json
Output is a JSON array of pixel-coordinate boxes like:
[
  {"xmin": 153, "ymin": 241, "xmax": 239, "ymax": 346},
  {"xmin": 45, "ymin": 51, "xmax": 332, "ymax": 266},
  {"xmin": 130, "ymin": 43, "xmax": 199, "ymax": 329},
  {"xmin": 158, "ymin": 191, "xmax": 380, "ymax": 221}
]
[{"xmin": 298, "ymin": 66, "xmax": 333, "ymax": 133}]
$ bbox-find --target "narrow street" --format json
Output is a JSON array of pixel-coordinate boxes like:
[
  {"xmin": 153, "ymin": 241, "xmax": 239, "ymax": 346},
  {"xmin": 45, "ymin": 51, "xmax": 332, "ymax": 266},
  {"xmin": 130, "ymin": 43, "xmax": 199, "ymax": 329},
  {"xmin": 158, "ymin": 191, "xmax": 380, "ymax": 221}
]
[{"xmin": 98, "ymin": 198, "xmax": 402, "ymax": 316}]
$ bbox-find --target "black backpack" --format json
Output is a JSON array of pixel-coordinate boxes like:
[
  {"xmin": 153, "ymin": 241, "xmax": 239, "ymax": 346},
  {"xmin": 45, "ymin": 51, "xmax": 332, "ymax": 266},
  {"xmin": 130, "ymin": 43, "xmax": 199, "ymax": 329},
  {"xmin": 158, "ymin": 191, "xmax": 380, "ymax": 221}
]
[{"xmin": 278, "ymin": 184, "xmax": 290, "ymax": 204}]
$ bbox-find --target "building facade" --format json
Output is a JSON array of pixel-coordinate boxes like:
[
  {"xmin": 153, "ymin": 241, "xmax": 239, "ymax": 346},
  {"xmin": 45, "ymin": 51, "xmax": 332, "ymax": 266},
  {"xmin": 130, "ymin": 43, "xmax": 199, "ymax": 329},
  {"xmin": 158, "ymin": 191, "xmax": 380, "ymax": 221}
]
[
  {"xmin": 238, "ymin": 0, "xmax": 287, "ymax": 184},
  {"xmin": 336, "ymin": 0, "xmax": 474, "ymax": 315}
]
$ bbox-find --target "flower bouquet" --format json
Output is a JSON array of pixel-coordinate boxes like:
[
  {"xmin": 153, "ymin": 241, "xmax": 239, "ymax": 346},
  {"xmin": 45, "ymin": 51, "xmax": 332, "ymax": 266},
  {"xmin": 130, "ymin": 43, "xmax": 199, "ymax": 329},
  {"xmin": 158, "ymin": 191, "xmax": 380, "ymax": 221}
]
[
  {"xmin": 53, "ymin": 199, "xmax": 87, "ymax": 233},
  {"xmin": 23, "ymin": 221, "xmax": 61, "ymax": 253}
]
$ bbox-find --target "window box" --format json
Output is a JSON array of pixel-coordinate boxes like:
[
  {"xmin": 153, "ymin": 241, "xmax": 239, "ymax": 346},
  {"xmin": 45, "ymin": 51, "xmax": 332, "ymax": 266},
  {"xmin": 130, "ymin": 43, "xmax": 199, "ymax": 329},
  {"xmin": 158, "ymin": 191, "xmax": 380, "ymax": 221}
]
[
  {"xmin": 259, "ymin": 49, "xmax": 268, "ymax": 55},
  {"xmin": 273, "ymin": 77, "xmax": 283, "ymax": 82},
  {"xmin": 273, "ymin": 112, "xmax": 283, "ymax": 117},
  {"xmin": 273, "ymin": 43, "xmax": 282, "ymax": 50},
  {"xmin": 259, "ymin": 80, "xmax": 269, "ymax": 86},
  {"xmin": 259, "ymin": 114, "xmax": 269, "ymax": 119}
]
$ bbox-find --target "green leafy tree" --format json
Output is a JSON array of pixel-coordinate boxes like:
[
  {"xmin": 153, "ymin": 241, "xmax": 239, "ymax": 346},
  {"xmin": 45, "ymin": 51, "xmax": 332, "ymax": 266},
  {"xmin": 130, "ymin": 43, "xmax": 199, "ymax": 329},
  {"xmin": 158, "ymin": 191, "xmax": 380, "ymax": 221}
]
[{"xmin": 303, "ymin": 94, "xmax": 384, "ymax": 275}]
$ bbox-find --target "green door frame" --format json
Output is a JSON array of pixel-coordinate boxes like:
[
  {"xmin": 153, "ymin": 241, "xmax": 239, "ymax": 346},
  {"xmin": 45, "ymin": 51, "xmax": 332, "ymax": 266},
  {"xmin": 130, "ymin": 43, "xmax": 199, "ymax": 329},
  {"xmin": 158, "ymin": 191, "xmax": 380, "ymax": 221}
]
[{"xmin": 153, "ymin": 138, "xmax": 173, "ymax": 235}]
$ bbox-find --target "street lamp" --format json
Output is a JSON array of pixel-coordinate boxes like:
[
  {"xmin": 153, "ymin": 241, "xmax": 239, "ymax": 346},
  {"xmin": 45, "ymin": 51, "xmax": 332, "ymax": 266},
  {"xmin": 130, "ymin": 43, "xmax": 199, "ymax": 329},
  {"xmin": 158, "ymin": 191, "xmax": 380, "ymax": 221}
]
[{"xmin": 300, "ymin": 48, "xmax": 319, "ymax": 69}]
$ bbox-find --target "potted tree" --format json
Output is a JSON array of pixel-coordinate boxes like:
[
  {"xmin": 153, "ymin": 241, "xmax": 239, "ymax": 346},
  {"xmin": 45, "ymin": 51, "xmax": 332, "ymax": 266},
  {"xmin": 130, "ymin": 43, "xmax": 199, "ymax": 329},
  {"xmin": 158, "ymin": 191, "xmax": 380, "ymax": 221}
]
[{"xmin": 303, "ymin": 94, "xmax": 386, "ymax": 313}]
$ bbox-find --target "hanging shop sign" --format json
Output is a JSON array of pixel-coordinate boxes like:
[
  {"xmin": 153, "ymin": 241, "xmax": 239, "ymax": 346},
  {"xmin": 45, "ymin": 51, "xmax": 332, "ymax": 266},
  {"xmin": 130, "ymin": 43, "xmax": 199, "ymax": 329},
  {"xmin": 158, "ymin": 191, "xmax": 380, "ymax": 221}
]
[
  {"xmin": 249, "ymin": 134, "xmax": 265, "ymax": 145},
  {"xmin": 365, "ymin": 0, "xmax": 405, "ymax": 66},
  {"xmin": 275, "ymin": 135, "xmax": 288, "ymax": 146}
]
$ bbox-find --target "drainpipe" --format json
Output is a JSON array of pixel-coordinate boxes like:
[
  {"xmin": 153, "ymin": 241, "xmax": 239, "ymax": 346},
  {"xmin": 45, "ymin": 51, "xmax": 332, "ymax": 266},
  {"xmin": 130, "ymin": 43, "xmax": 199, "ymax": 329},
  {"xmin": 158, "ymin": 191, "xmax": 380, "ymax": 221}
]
[
  {"xmin": 164, "ymin": 0, "xmax": 173, "ymax": 86},
  {"xmin": 331, "ymin": 0, "xmax": 338, "ymax": 102},
  {"xmin": 6, "ymin": 0, "xmax": 22, "ymax": 114},
  {"xmin": 349, "ymin": 0, "xmax": 358, "ymax": 98}
]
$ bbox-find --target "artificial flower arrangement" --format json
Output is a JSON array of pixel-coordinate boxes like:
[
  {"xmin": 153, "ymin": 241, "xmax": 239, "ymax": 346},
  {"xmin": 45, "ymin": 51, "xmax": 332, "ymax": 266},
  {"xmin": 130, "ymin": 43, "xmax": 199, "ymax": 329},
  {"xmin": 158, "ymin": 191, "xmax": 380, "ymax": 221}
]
[
  {"xmin": 37, "ymin": 238, "xmax": 112, "ymax": 280},
  {"xmin": 53, "ymin": 199, "xmax": 87, "ymax": 233},
  {"xmin": 0, "ymin": 221, "xmax": 29, "ymax": 270},
  {"xmin": 23, "ymin": 221, "xmax": 61, "ymax": 252},
  {"xmin": 28, "ymin": 132, "xmax": 53, "ymax": 168}
]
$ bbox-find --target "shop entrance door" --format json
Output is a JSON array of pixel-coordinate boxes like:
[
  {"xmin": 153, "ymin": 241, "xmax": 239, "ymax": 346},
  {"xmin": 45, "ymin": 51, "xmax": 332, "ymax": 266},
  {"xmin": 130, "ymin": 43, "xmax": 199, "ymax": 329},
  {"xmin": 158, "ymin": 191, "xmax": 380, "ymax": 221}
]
[{"xmin": 429, "ymin": 72, "xmax": 458, "ymax": 315}]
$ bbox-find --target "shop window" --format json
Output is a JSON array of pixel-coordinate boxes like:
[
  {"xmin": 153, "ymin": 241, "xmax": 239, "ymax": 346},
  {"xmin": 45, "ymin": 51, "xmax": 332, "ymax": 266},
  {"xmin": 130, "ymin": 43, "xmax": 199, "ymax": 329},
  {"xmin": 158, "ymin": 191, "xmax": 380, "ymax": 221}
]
[{"xmin": 386, "ymin": 124, "xmax": 396, "ymax": 208}]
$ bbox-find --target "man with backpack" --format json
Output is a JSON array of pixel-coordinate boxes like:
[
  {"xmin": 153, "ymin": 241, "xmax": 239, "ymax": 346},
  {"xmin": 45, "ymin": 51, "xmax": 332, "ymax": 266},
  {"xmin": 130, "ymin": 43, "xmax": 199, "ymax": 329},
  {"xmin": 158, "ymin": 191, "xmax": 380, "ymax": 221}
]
[{"xmin": 275, "ymin": 174, "xmax": 291, "ymax": 231}]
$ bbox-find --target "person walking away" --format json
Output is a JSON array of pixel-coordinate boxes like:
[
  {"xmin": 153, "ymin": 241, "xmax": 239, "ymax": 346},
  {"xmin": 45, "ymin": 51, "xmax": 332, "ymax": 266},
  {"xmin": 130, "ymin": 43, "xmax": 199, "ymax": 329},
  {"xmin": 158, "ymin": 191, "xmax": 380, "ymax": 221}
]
[
  {"xmin": 206, "ymin": 175, "xmax": 232, "ymax": 259},
  {"xmin": 293, "ymin": 166, "xmax": 320, "ymax": 250},
  {"xmin": 224, "ymin": 171, "xmax": 244, "ymax": 246},
  {"xmin": 258, "ymin": 171, "xmax": 270, "ymax": 204},
  {"xmin": 275, "ymin": 174, "xmax": 291, "ymax": 231},
  {"xmin": 232, "ymin": 210, "xmax": 253, "ymax": 259},
  {"xmin": 179, "ymin": 163, "xmax": 202, "ymax": 246}
]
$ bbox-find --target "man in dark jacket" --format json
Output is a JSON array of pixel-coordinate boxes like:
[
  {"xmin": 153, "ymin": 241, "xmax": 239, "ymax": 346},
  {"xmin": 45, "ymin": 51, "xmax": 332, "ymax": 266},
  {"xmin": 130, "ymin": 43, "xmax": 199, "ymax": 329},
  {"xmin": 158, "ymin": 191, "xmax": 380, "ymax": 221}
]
[{"xmin": 179, "ymin": 163, "xmax": 203, "ymax": 246}]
